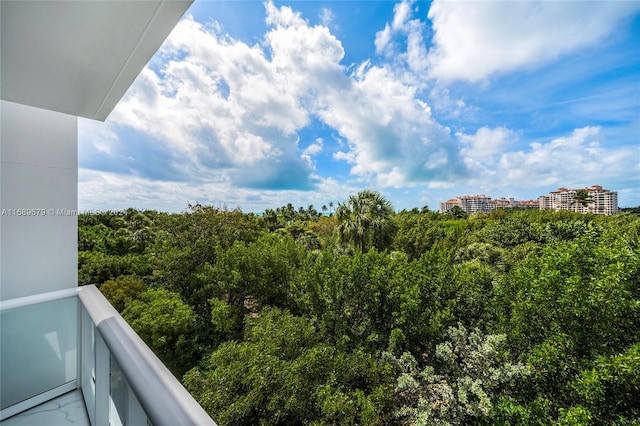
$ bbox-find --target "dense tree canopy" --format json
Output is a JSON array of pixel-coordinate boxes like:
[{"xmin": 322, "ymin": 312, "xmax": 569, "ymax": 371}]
[
  {"xmin": 122, "ymin": 288, "xmax": 197, "ymax": 377},
  {"xmin": 83, "ymin": 200, "xmax": 640, "ymax": 425}
]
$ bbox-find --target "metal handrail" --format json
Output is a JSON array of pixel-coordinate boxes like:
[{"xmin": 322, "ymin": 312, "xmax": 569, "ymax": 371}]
[
  {"xmin": 0, "ymin": 288, "xmax": 78, "ymax": 311},
  {"xmin": 78, "ymin": 285, "xmax": 215, "ymax": 426}
]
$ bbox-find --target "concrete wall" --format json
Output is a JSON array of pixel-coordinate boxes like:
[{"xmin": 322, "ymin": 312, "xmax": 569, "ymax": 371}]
[{"xmin": 1, "ymin": 101, "xmax": 77, "ymax": 300}]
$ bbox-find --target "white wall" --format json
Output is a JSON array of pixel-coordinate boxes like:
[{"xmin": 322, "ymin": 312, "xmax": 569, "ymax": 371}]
[{"xmin": 0, "ymin": 101, "xmax": 77, "ymax": 300}]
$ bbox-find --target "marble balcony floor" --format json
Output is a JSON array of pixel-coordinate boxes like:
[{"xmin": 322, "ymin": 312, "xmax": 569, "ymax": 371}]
[{"xmin": 1, "ymin": 390, "xmax": 89, "ymax": 426}]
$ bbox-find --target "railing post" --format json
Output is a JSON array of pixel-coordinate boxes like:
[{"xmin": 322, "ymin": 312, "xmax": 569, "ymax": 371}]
[{"xmin": 94, "ymin": 331, "xmax": 110, "ymax": 426}]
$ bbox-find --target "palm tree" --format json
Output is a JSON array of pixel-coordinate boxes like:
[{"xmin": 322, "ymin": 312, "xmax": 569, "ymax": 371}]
[
  {"xmin": 307, "ymin": 204, "xmax": 318, "ymax": 218},
  {"xmin": 262, "ymin": 208, "xmax": 279, "ymax": 231},
  {"xmin": 336, "ymin": 189, "xmax": 396, "ymax": 253},
  {"xmin": 448, "ymin": 205, "xmax": 468, "ymax": 219},
  {"xmin": 571, "ymin": 189, "xmax": 594, "ymax": 210}
]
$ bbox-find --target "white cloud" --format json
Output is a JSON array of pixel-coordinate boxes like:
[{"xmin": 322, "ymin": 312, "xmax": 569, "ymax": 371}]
[
  {"xmin": 320, "ymin": 7, "xmax": 335, "ymax": 27},
  {"xmin": 494, "ymin": 126, "xmax": 640, "ymax": 188},
  {"xmin": 374, "ymin": 24, "xmax": 392, "ymax": 55},
  {"xmin": 426, "ymin": 1, "xmax": 640, "ymax": 82},
  {"xmin": 265, "ymin": 1, "xmax": 305, "ymax": 27},
  {"xmin": 103, "ymin": 5, "xmax": 349, "ymax": 190},
  {"xmin": 375, "ymin": 0, "xmax": 429, "ymax": 78},
  {"xmin": 303, "ymin": 138, "xmax": 323, "ymax": 156},
  {"xmin": 317, "ymin": 62, "xmax": 469, "ymax": 188},
  {"xmin": 392, "ymin": 0, "xmax": 413, "ymax": 30},
  {"xmin": 427, "ymin": 85, "xmax": 474, "ymax": 119},
  {"xmin": 333, "ymin": 150, "xmax": 355, "ymax": 163},
  {"xmin": 82, "ymin": 2, "xmax": 470, "ymax": 193},
  {"xmin": 459, "ymin": 126, "xmax": 517, "ymax": 161},
  {"xmin": 78, "ymin": 168, "xmax": 358, "ymax": 213},
  {"xmin": 81, "ymin": 1, "xmax": 640, "ymax": 213},
  {"xmin": 374, "ymin": 0, "xmax": 417, "ymax": 55}
]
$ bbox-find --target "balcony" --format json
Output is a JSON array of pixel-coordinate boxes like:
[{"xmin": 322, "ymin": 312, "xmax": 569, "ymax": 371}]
[{"xmin": 0, "ymin": 285, "xmax": 215, "ymax": 426}]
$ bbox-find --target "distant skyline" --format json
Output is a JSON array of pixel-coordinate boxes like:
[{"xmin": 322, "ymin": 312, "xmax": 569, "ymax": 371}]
[{"xmin": 79, "ymin": 0, "xmax": 640, "ymax": 212}]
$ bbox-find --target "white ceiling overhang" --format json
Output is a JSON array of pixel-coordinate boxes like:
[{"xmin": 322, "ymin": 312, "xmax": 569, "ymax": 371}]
[{"xmin": 0, "ymin": 0, "xmax": 192, "ymax": 121}]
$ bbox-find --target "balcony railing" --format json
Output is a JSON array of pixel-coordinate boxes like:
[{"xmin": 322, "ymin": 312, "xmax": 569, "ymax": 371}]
[{"xmin": 0, "ymin": 286, "xmax": 215, "ymax": 425}]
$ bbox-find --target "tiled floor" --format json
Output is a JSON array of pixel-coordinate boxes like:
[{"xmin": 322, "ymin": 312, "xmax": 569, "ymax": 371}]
[{"xmin": 1, "ymin": 390, "xmax": 89, "ymax": 426}]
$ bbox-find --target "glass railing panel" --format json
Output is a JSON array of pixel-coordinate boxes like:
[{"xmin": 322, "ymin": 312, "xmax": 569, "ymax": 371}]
[
  {"xmin": 126, "ymin": 382, "xmax": 148, "ymax": 426},
  {"xmin": 0, "ymin": 297, "xmax": 78, "ymax": 410},
  {"xmin": 109, "ymin": 354, "xmax": 126, "ymax": 426},
  {"xmin": 108, "ymin": 353, "xmax": 151, "ymax": 426}
]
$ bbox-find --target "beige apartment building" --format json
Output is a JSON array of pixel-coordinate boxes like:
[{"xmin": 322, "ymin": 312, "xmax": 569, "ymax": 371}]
[
  {"xmin": 440, "ymin": 195, "xmax": 539, "ymax": 214},
  {"xmin": 538, "ymin": 185, "xmax": 618, "ymax": 215}
]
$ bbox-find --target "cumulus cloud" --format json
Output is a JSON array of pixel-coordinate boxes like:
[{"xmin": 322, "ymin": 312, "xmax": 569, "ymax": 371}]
[
  {"xmin": 104, "ymin": 3, "xmax": 352, "ymax": 190},
  {"xmin": 303, "ymin": 138, "xmax": 323, "ymax": 156},
  {"xmin": 375, "ymin": 0, "xmax": 429, "ymax": 79},
  {"xmin": 79, "ymin": 119, "xmax": 198, "ymax": 181},
  {"xmin": 318, "ymin": 62, "xmax": 469, "ymax": 188},
  {"xmin": 81, "ymin": 1, "xmax": 471, "ymax": 195},
  {"xmin": 81, "ymin": 0, "xmax": 639, "ymax": 212},
  {"xmin": 426, "ymin": 1, "xmax": 640, "ymax": 82},
  {"xmin": 265, "ymin": 1, "xmax": 305, "ymax": 27},
  {"xmin": 78, "ymin": 168, "xmax": 357, "ymax": 213},
  {"xmin": 493, "ymin": 126, "xmax": 640, "ymax": 188},
  {"xmin": 459, "ymin": 126, "xmax": 517, "ymax": 161}
]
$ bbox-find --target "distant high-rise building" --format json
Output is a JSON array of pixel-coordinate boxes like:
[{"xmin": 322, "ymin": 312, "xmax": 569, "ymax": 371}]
[
  {"xmin": 460, "ymin": 195, "xmax": 493, "ymax": 213},
  {"xmin": 440, "ymin": 195, "xmax": 491, "ymax": 214},
  {"xmin": 440, "ymin": 195, "xmax": 539, "ymax": 214},
  {"xmin": 538, "ymin": 185, "xmax": 618, "ymax": 215}
]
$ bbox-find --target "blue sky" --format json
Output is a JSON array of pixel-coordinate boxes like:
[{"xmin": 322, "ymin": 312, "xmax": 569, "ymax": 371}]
[{"xmin": 79, "ymin": 0, "xmax": 640, "ymax": 213}]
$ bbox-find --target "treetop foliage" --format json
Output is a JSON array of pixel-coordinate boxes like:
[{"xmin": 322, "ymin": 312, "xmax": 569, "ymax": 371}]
[{"xmin": 84, "ymin": 197, "xmax": 640, "ymax": 425}]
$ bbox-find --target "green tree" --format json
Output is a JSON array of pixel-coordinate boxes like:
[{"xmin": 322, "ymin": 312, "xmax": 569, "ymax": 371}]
[
  {"xmin": 78, "ymin": 251, "xmax": 145, "ymax": 286},
  {"xmin": 197, "ymin": 234, "xmax": 307, "ymax": 338},
  {"xmin": 308, "ymin": 215, "xmax": 338, "ymax": 245},
  {"xmin": 77, "ymin": 204, "xmax": 639, "ymax": 424},
  {"xmin": 122, "ymin": 288, "xmax": 197, "ymax": 378},
  {"xmin": 78, "ymin": 223, "xmax": 110, "ymax": 252},
  {"xmin": 290, "ymin": 248, "xmax": 442, "ymax": 354},
  {"xmin": 390, "ymin": 325, "xmax": 527, "ymax": 425},
  {"xmin": 151, "ymin": 204, "xmax": 263, "ymax": 335},
  {"xmin": 336, "ymin": 190, "xmax": 396, "ymax": 252},
  {"xmin": 448, "ymin": 205, "xmax": 468, "ymax": 219},
  {"xmin": 392, "ymin": 208, "xmax": 445, "ymax": 260},
  {"xmin": 183, "ymin": 308, "xmax": 395, "ymax": 425},
  {"xmin": 568, "ymin": 344, "xmax": 640, "ymax": 423},
  {"xmin": 99, "ymin": 275, "xmax": 146, "ymax": 312},
  {"xmin": 105, "ymin": 227, "xmax": 136, "ymax": 255},
  {"xmin": 492, "ymin": 221, "xmax": 640, "ymax": 421},
  {"xmin": 571, "ymin": 189, "xmax": 593, "ymax": 208},
  {"xmin": 620, "ymin": 206, "xmax": 640, "ymax": 215}
]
